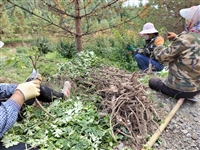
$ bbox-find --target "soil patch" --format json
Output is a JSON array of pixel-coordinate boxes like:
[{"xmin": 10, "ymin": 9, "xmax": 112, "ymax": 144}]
[{"xmin": 152, "ymin": 92, "xmax": 200, "ymax": 150}]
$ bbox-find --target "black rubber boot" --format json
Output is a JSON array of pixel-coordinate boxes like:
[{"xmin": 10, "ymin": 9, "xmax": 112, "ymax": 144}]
[{"xmin": 37, "ymin": 85, "xmax": 64, "ymax": 102}]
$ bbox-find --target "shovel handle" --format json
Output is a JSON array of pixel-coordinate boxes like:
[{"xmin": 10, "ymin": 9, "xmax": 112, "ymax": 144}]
[{"xmin": 142, "ymin": 98, "xmax": 184, "ymax": 149}]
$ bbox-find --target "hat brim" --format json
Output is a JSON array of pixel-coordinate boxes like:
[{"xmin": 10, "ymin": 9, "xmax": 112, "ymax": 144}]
[
  {"xmin": 180, "ymin": 8, "xmax": 190, "ymax": 18},
  {"xmin": 0, "ymin": 41, "xmax": 4, "ymax": 48},
  {"xmin": 139, "ymin": 29, "xmax": 158, "ymax": 35}
]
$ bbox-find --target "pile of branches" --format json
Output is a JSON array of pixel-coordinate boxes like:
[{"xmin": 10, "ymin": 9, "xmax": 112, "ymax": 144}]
[{"xmin": 75, "ymin": 66, "xmax": 160, "ymax": 149}]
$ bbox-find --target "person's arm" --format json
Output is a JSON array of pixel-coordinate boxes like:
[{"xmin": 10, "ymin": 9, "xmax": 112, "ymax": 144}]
[
  {"xmin": 153, "ymin": 34, "xmax": 186, "ymax": 63},
  {"xmin": 137, "ymin": 37, "xmax": 164, "ymax": 56},
  {"xmin": 0, "ymin": 80, "xmax": 41, "ymax": 138},
  {"xmin": 154, "ymin": 36, "xmax": 164, "ymax": 46},
  {"xmin": 0, "ymin": 91, "xmax": 24, "ymax": 138},
  {"xmin": 0, "ymin": 83, "xmax": 18, "ymax": 100}
]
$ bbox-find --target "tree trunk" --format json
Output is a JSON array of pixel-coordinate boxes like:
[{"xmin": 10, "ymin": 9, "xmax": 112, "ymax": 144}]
[
  {"xmin": 74, "ymin": 0, "xmax": 82, "ymax": 52},
  {"xmin": 22, "ymin": 33, "xmax": 25, "ymax": 46}
]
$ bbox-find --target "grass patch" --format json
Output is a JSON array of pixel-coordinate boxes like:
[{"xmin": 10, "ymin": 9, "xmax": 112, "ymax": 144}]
[{"xmin": 3, "ymin": 38, "xmax": 34, "ymax": 44}]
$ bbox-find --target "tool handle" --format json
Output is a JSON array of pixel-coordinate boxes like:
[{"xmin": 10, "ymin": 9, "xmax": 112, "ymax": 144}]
[
  {"xmin": 141, "ymin": 98, "xmax": 184, "ymax": 149},
  {"xmin": 165, "ymin": 29, "xmax": 170, "ymax": 36}
]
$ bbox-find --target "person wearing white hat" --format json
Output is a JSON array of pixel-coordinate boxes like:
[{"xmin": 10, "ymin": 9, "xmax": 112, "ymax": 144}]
[
  {"xmin": 127, "ymin": 22, "xmax": 165, "ymax": 72},
  {"xmin": 149, "ymin": 5, "xmax": 200, "ymax": 101}
]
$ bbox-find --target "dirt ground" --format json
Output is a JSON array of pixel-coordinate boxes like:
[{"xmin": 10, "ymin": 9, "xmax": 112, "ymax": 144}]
[{"xmin": 152, "ymin": 92, "xmax": 200, "ymax": 150}]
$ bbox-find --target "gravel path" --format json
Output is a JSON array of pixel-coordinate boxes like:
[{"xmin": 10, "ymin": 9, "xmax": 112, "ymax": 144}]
[{"xmin": 152, "ymin": 92, "xmax": 200, "ymax": 150}]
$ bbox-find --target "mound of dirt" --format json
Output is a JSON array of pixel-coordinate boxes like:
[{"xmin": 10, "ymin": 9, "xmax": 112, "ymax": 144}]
[{"xmin": 0, "ymin": 77, "xmax": 19, "ymax": 84}]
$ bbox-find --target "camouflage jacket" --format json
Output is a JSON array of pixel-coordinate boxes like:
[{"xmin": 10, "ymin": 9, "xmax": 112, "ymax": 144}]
[
  {"xmin": 154, "ymin": 32, "xmax": 200, "ymax": 92},
  {"xmin": 136, "ymin": 36, "xmax": 164, "ymax": 60}
]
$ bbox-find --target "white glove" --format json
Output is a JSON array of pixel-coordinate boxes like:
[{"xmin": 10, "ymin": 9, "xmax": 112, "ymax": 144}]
[{"xmin": 15, "ymin": 80, "xmax": 41, "ymax": 100}]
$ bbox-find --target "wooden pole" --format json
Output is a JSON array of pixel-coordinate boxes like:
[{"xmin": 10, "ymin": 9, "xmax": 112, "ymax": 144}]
[{"xmin": 142, "ymin": 98, "xmax": 185, "ymax": 150}]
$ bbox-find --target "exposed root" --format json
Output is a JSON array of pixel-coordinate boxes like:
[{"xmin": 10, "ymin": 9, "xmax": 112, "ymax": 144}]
[
  {"xmin": 35, "ymin": 98, "xmax": 55, "ymax": 119},
  {"xmin": 74, "ymin": 66, "xmax": 159, "ymax": 149}
]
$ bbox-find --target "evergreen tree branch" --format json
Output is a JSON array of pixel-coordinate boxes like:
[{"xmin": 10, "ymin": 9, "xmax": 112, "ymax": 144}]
[{"xmin": 6, "ymin": 0, "xmax": 76, "ymax": 36}]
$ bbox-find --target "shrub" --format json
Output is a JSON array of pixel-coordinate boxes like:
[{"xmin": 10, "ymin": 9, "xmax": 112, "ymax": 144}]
[
  {"xmin": 37, "ymin": 60, "xmax": 58, "ymax": 77},
  {"xmin": 84, "ymin": 29, "xmax": 138, "ymax": 72},
  {"xmin": 31, "ymin": 38, "xmax": 52, "ymax": 56},
  {"xmin": 56, "ymin": 40, "xmax": 76, "ymax": 59},
  {"xmin": 56, "ymin": 50, "xmax": 101, "ymax": 78},
  {"xmin": 2, "ymin": 98, "xmax": 116, "ymax": 150},
  {"xmin": 16, "ymin": 46, "xmax": 29, "ymax": 54}
]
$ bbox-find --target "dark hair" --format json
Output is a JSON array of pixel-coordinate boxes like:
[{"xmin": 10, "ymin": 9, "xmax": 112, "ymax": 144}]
[{"xmin": 153, "ymin": 32, "xmax": 159, "ymax": 36}]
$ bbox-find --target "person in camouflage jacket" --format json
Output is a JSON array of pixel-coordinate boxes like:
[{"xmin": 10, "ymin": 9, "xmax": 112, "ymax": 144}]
[
  {"xmin": 149, "ymin": 5, "xmax": 200, "ymax": 101},
  {"xmin": 128, "ymin": 22, "xmax": 164, "ymax": 72}
]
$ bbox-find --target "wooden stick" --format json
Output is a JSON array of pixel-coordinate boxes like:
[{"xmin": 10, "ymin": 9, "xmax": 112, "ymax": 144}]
[
  {"xmin": 147, "ymin": 63, "xmax": 152, "ymax": 74},
  {"xmin": 142, "ymin": 98, "xmax": 184, "ymax": 150}
]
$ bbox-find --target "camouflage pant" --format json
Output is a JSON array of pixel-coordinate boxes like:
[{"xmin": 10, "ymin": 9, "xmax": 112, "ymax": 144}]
[{"xmin": 149, "ymin": 78, "xmax": 200, "ymax": 99}]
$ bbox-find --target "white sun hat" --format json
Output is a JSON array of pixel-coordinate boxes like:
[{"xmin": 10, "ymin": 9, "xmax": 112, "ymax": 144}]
[
  {"xmin": 0, "ymin": 41, "xmax": 4, "ymax": 48},
  {"xmin": 180, "ymin": 8, "xmax": 190, "ymax": 18},
  {"xmin": 139, "ymin": 22, "xmax": 158, "ymax": 35},
  {"xmin": 180, "ymin": 5, "xmax": 200, "ymax": 18}
]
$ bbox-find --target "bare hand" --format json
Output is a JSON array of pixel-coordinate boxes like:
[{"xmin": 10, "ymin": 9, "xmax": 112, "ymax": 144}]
[{"xmin": 167, "ymin": 32, "xmax": 177, "ymax": 41}]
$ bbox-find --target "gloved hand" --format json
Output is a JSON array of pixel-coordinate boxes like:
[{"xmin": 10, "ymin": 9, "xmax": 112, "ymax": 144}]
[
  {"xmin": 167, "ymin": 32, "xmax": 177, "ymax": 41},
  {"xmin": 126, "ymin": 44, "xmax": 134, "ymax": 51},
  {"xmin": 36, "ymin": 74, "xmax": 42, "ymax": 82},
  {"xmin": 15, "ymin": 80, "xmax": 41, "ymax": 100}
]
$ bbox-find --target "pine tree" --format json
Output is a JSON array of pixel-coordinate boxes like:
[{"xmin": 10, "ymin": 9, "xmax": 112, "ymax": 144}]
[
  {"xmin": 0, "ymin": 6, "xmax": 13, "ymax": 39},
  {"xmin": 12, "ymin": 7, "xmax": 28, "ymax": 45}
]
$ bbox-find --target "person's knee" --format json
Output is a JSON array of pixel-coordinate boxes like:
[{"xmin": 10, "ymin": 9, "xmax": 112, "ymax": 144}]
[
  {"xmin": 149, "ymin": 78, "xmax": 162, "ymax": 90},
  {"xmin": 157, "ymin": 65, "xmax": 164, "ymax": 71},
  {"xmin": 134, "ymin": 53, "xmax": 143, "ymax": 60}
]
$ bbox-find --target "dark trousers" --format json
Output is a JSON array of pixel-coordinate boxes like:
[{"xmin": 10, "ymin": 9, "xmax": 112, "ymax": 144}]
[
  {"xmin": 134, "ymin": 54, "xmax": 164, "ymax": 71},
  {"xmin": 0, "ymin": 142, "xmax": 38, "ymax": 150},
  {"xmin": 149, "ymin": 78, "xmax": 200, "ymax": 99}
]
